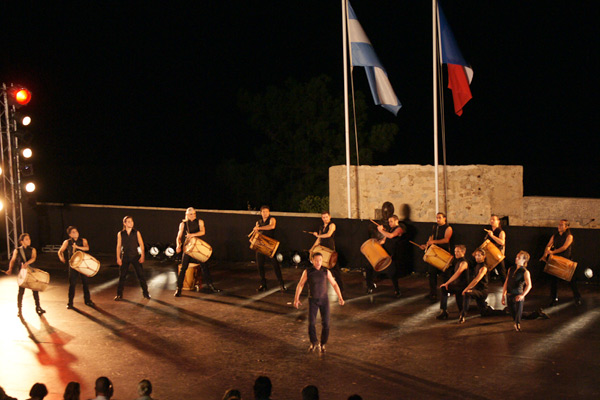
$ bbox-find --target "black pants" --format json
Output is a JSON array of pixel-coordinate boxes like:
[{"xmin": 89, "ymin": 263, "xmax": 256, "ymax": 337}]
[
  {"xmin": 256, "ymin": 252, "xmax": 284, "ymax": 286},
  {"xmin": 462, "ymin": 289, "xmax": 488, "ymax": 317},
  {"xmin": 178, "ymin": 253, "xmax": 213, "ymax": 289},
  {"xmin": 430, "ymin": 267, "xmax": 452, "ymax": 296},
  {"xmin": 366, "ymin": 260, "xmax": 399, "ymax": 292},
  {"xmin": 68, "ymin": 267, "xmax": 91, "ymax": 304},
  {"xmin": 492, "ymin": 259, "xmax": 507, "ymax": 281},
  {"xmin": 549, "ymin": 275, "xmax": 581, "ymax": 300},
  {"xmin": 507, "ymin": 294, "xmax": 524, "ymax": 324},
  {"xmin": 308, "ymin": 297, "xmax": 330, "ymax": 345},
  {"xmin": 440, "ymin": 284, "xmax": 466, "ymax": 312},
  {"xmin": 427, "ymin": 265, "xmax": 453, "ymax": 296},
  {"xmin": 117, "ymin": 257, "xmax": 149, "ymax": 296},
  {"xmin": 18, "ymin": 287, "xmax": 41, "ymax": 309}
]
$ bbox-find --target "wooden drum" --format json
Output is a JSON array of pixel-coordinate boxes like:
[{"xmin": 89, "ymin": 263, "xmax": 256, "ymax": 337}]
[
  {"xmin": 423, "ymin": 244, "xmax": 453, "ymax": 271},
  {"xmin": 360, "ymin": 239, "xmax": 391, "ymax": 272},
  {"xmin": 544, "ymin": 255, "xmax": 577, "ymax": 282},
  {"xmin": 249, "ymin": 231, "xmax": 280, "ymax": 258},
  {"xmin": 479, "ymin": 239, "xmax": 505, "ymax": 270},
  {"xmin": 17, "ymin": 267, "xmax": 50, "ymax": 292},
  {"xmin": 69, "ymin": 251, "xmax": 101, "ymax": 277},
  {"xmin": 184, "ymin": 237, "xmax": 213, "ymax": 263},
  {"xmin": 178, "ymin": 263, "xmax": 202, "ymax": 290},
  {"xmin": 310, "ymin": 245, "xmax": 338, "ymax": 269}
]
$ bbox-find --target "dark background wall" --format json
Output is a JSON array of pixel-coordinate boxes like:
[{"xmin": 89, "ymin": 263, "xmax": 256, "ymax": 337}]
[{"xmin": 19, "ymin": 203, "xmax": 600, "ymax": 282}]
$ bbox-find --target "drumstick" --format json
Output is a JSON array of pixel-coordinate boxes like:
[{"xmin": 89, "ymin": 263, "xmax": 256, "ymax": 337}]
[
  {"xmin": 303, "ymin": 230, "xmax": 315, "ymax": 235},
  {"xmin": 370, "ymin": 219, "xmax": 381, "ymax": 226},
  {"xmin": 409, "ymin": 241, "xmax": 425, "ymax": 250}
]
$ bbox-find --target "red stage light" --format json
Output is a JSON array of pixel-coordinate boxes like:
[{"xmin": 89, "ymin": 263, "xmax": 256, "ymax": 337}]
[{"xmin": 14, "ymin": 88, "xmax": 32, "ymax": 105}]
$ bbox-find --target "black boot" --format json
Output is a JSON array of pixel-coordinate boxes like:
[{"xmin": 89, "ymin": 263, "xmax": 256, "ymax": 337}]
[{"xmin": 208, "ymin": 284, "xmax": 222, "ymax": 293}]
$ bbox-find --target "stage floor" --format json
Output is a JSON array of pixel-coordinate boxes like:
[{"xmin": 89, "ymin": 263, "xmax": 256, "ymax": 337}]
[{"xmin": 1, "ymin": 254, "xmax": 599, "ymax": 400}]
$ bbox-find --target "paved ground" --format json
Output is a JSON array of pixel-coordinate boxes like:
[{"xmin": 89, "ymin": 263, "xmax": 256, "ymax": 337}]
[{"xmin": 1, "ymin": 253, "xmax": 599, "ymax": 399}]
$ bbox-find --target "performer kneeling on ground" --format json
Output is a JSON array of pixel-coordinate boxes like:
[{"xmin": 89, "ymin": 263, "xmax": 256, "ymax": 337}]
[
  {"xmin": 309, "ymin": 211, "xmax": 343, "ymax": 293},
  {"xmin": 6, "ymin": 233, "xmax": 46, "ymax": 317},
  {"xmin": 115, "ymin": 216, "xmax": 150, "ymax": 301},
  {"xmin": 502, "ymin": 251, "xmax": 532, "ymax": 332},
  {"xmin": 253, "ymin": 205, "xmax": 286, "ymax": 292},
  {"xmin": 460, "ymin": 248, "xmax": 505, "ymax": 322},
  {"xmin": 437, "ymin": 245, "xmax": 470, "ymax": 320},
  {"xmin": 58, "ymin": 226, "xmax": 95, "ymax": 309},
  {"xmin": 294, "ymin": 252, "xmax": 344, "ymax": 353},
  {"xmin": 174, "ymin": 207, "xmax": 221, "ymax": 296}
]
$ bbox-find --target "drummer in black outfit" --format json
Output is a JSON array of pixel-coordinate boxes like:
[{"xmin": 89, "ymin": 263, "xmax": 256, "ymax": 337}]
[
  {"xmin": 58, "ymin": 226, "xmax": 94, "ymax": 309},
  {"xmin": 366, "ymin": 215, "xmax": 405, "ymax": 297},
  {"xmin": 174, "ymin": 207, "xmax": 221, "ymax": 296},
  {"xmin": 6, "ymin": 233, "xmax": 46, "ymax": 317},
  {"xmin": 484, "ymin": 214, "xmax": 507, "ymax": 280},
  {"xmin": 544, "ymin": 219, "xmax": 581, "ymax": 306},
  {"xmin": 115, "ymin": 216, "xmax": 150, "ymax": 301},
  {"xmin": 421, "ymin": 212, "xmax": 453, "ymax": 301},
  {"xmin": 253, "ymin": 205, "xmax": 286, "ymax": 292},
  {"xmin": 309, "ymin": 211, "xmax": 343, "ymax": 293},
  {"xmin": 437, "ymin": 245, "xmax": 469, "ymax": 320}
]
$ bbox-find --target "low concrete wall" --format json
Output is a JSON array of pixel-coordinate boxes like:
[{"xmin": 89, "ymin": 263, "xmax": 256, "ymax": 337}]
[{"xmin": 22, "ymin": 203, "xmax": 600, "ymax": 283}]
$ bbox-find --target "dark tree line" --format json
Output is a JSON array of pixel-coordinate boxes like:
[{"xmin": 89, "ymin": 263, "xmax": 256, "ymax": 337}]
[{"xmin": 216, "ymin": 75, "xmax": 399, "ymax": 212}]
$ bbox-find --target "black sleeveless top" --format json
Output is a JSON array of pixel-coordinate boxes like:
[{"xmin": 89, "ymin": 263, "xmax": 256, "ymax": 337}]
[
  {"xmin": 485, "ymin": 227, "xmax": 504, "ymax": 252},
  {"xmin": 432, "ymin": 223, "xmax": 451, "ymax": 252},
  {"xmin": 120, "ymin": 229, "xmax": 140, "ymax": 259},
  {"xmin": 307, "ymin": 266, "xmax": 329, "ymax": 299},
  {"xmin": 507, "ymin": 266, "xmax": 526, "ymax": 295},
  {"xmin": 473, "ymin": 262, "xmax": 489, "ymax": 291},
  {"xmin": 552, "ymin": 229, "xmax": 572, "ymax": 259},
  {"xmin": 452, "ymin": 257, "xmax": 470, "ymax": 287},
  {"xmin": 184, "ymin": 219, "xmax": 201, "ymax": 235},
  {"xmin": 16, "ymin": 246, "xmax": 33, "ymax": 265},
  {"xmin": 257, "ymin": 216, "xmax": 274, "ymax": 238},
  {"xmin": 67, "ymin": 238, "xmax": 84, "ymax": 260},
  {"xmin": 319, "ymin": 222, "xmax": 335, "ymax": 250},
  {"xmin": 383, "ymin": 226, "xmax": 402, "ymax": 258}
]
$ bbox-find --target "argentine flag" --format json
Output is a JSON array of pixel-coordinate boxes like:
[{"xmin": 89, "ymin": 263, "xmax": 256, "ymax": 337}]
[{"xmin": 348, "ymin": 2, "xmax": 401, "ymax": 115}]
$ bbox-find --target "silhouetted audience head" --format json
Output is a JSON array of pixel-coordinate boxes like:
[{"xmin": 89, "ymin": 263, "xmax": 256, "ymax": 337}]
[
  {"xmin": 63, "ymin": 382, "xmax": 80, "ymax": 400},
  {"xmin": 29, "ymin": 383, "xmax": 48, "ymax": 399},
  {"xmin": 137, "ymin": 379, "xmax": 152, "ymax": 398},
  {"xmin": 0, "ymin": 386, "xmax": 18, "ymax": 400},
  {"xmin": 301, "ymin": 385, "xmax": 319, "ymax": 400},
  {"xmin": 94, "ymin": 377, "xmax": 113, "ymax": 399},
  {"xmin": 222, "ymin": 388, "xmax": 242, "ymax": 400},
  {"xmin": 253, "ymin": 376, "xmax": 272, "ymax": 399},
  {"xmin": 348, "ymin": 395, "xmax": 363, "ymax": 400}
]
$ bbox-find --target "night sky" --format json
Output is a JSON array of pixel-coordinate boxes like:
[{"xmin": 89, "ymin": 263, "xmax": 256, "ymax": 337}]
[{"xmin": 1, "ymin": 1, "xmax": 598, "ymax": 210}]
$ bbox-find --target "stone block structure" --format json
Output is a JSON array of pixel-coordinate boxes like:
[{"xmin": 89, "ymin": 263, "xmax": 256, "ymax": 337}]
[{"xmin": 329, "ymin": 164, "xmax": 599, "ymax": 228}]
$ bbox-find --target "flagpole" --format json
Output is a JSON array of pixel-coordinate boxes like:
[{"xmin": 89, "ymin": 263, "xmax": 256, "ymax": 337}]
[
  {"xmin": 432, "ymin": 0, "xmax": 439, "ymax": 214},
  {"xmin": 342, "ymin": 0, "xmax": 352, "ymax": 219}
]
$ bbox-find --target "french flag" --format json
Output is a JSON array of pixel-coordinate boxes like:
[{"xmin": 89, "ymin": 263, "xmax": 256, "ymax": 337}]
[
  {"xmin": 348, "ymin": 2, "xmax": 401, "ymax": 115},
  {"xmin": 438, "ymin": 4, "xmax": 473, "ymax": 116}
]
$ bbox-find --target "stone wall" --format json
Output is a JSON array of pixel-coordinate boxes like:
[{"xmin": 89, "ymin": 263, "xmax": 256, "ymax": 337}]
[
  {"xmin": 329, "ymin": 164, "xmax": 599, "ymax": 228},
  {"xmin": 523, "ymin": 196, "xmax": 600, "ymax": 228}
]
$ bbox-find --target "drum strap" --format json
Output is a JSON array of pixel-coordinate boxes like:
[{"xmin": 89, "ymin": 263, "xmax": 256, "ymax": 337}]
[{"xmin": 18, "ymin": 247, "xmax": 28, "ymax": 266}]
